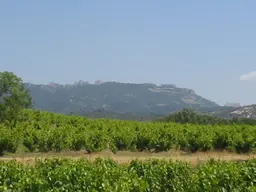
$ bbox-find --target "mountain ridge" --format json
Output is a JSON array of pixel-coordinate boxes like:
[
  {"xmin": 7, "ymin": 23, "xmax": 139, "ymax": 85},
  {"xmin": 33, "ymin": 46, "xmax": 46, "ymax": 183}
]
[
  {"xmin": 212, "ymin": 104, "xmax": 256, "ymax": 119},
  {"xmin": 22, "ymin": 81, "xmax": 256, "ymax": 120},
  {"xmin": 25, "ymin": 81, "xmax": 220, "ymax": 115}
]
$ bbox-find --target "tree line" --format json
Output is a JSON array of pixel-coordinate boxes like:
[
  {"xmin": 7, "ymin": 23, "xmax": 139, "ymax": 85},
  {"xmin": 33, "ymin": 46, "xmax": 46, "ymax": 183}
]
[{"xmin": 156, "ymin": 108, "xmax": 256, "ymax": 125}]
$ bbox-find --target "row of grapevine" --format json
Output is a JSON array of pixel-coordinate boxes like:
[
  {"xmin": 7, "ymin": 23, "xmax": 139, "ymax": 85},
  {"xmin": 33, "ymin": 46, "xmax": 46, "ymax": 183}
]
[
  {"xmin": 0, "ymin": 109, "xmax": 256, "ymax": 154},
  {"xmin": 0, "ymin": 158, "xmax": 255, "ymax": 191}
]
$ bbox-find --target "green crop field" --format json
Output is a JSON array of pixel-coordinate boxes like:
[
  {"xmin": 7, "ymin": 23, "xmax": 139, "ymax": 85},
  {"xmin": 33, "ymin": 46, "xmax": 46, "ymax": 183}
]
[
  {"xmin": 0, "ymin": 110, "xmax": 256, "ymax": 191},
  {"xmin": 0, "ymin": 158, "xmax": 255, "ymax": 191},
  {"xmin": 0, "ymin": 110, "xmax": 256, "ymax": 155}
]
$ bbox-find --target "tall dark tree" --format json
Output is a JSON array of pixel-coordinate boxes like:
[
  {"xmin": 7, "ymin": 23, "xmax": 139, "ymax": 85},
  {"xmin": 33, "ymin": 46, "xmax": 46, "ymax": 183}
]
[{"xmin": 0, "ymin": 71, "xmax": 32, "ymax": 122}]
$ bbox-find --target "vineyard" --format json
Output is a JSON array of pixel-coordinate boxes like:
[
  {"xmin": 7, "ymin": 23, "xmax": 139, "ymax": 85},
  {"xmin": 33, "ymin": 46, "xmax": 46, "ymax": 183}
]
[
  {"xmin": 0, "ymin": 158, "xmax": 255, "ymax": 191},
  {"xmin": 0, "ymin": 109, "xmax": 255, "ymax": 155},
  {"xmin": 0, "ymin": 110, "xmax": 255, "ymax": 191}
]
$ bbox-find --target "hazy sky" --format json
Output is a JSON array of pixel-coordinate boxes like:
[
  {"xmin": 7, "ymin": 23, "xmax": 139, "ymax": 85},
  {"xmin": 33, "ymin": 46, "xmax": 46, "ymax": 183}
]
[{"xmin": 1, "ymin": 1, "xmax": 256, "ymax": 105}]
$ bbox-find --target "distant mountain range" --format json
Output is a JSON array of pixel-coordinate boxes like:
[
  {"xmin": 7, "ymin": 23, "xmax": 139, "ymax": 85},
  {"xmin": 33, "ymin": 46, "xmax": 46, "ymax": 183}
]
[
  {"xmin": 212, "ymin": 104, "xmax": 256, "ymax": 119},
  {"xmin": 25, "ymin": 81, "xmax": 220, "ymax": 114},
  {"xmin": 24, "ymin": 81, "xmax": 256, "ymax": 120}
]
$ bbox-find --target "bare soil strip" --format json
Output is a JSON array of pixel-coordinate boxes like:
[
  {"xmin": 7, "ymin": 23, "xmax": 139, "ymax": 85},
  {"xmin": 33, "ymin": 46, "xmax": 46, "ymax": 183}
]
[{"xmin": 0, "ymin": 151, "xmax": 255, "ymax": 165}]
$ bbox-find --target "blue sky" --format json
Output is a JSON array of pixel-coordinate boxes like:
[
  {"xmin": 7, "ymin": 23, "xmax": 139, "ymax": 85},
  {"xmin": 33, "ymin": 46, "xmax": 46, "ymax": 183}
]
[{"xmin": 0, "ymin": 1, "xmax": 256, "ymax": 105}]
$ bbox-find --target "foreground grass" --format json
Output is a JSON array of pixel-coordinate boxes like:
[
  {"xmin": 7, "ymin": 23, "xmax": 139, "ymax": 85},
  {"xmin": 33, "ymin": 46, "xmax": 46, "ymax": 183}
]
[{"xmin": 0, "ymin": 157, "xmax": 255, "ymax": 191}]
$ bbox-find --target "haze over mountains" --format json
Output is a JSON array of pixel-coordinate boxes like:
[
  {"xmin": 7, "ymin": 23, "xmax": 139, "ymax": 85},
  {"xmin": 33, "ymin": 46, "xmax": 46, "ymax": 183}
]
[
  {"xmin": 23, "ymin": 80, "xmax": 256, "ymax": 120},
  {"xmin": 25, "ymin": 80, "xmax": 230, "ymax": 116}
]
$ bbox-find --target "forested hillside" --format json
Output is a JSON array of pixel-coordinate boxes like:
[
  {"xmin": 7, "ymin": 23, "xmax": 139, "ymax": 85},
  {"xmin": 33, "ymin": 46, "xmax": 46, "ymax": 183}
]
[{"xmin": 25, "ymin": 82, "xmax": 220, "ymax": 115}]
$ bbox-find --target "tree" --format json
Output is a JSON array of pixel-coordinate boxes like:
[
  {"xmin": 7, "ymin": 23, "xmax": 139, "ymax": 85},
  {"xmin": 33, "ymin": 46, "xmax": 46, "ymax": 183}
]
[{"xmin": 0, "ymin": 71, "xmax": 32, "ymax": 123}]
